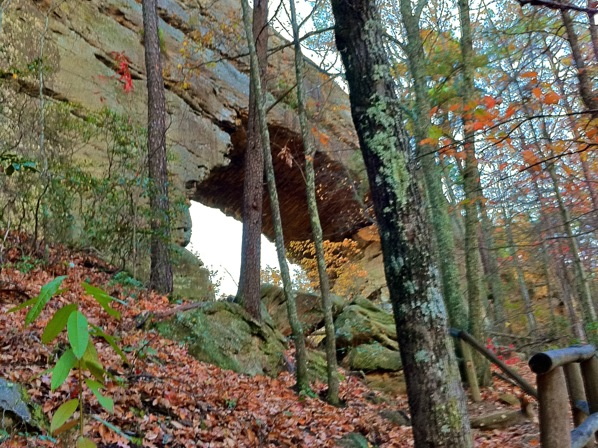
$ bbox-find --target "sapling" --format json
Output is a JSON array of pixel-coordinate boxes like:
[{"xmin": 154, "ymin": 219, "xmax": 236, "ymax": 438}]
[{"xmin": 9, "ymin": 276, "xmax": 128, "ymax": 447}]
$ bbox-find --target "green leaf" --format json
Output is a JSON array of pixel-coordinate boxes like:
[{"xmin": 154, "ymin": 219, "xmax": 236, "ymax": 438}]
[
  {"xmin": 25, "ymin": 276, "xmax": 67, "ymax": 326},
  {"xmin": 82, "ymin": 343, "xmax": 105, "ymax": 382},
  {"xmin": 51, "ymin": 349, "xmax": 77, "ymax": 390},
  {"xmin": 90, "ymin": 325, "xmax": 127, "ymax": 363},
  {"xmin": 50, "ymin": 398, "xmax": 79, "ymax": 434},
  {"xmin": 76, "ymin": 437, "xmax": 97, "ymax": 448},
  {"xmin": 92, "ymin": 415, "xmax": 135, "ymax": 442},
  {"xmin": 42, "ymin": 304, "xmax": 78, "ymax": 344},
  {"xmin": 428, "ymin": 125, "xmax": 443, "ymax": 140},
  {"xmin": 7, "ymin": 296, "xmax": 37, "ymax": 313},
  {"xmin": 67, "ymin": 311, "xmax": 89, "ymax": 359},
  {"xmin": 82, "ymin": 283, "xmax": 121, "ymax": 319},
  {"xmin": 85, "ymin": 379, "xmax": 114, "ymax": 413}
]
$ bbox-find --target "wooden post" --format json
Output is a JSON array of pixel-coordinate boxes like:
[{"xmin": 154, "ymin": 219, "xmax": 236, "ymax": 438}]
[
  {"xmin": 564, "ymin": 363, "xmax": 592, "ymax": 448},
  {"xmin": 580, "ymin": 356, "xmax": 598, "ymax": 443},
  {"xmin": 460, "ymin": 338, "xmax": 481, "ymax": 402},
  {"xmin": 537, "ymin": 367, "xmax": 572, "ymax": 448}
]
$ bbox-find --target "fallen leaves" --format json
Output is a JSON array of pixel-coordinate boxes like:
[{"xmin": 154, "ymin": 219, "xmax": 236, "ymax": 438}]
[{"xmin": 0, "ymin": 238, "xmax": 539, "ymax": 447}]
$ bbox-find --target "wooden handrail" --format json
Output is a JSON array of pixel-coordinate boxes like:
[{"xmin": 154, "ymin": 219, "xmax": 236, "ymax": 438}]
[{"xmin": 528, "ymin": 345, "xmax": 598, "ymax": 448}]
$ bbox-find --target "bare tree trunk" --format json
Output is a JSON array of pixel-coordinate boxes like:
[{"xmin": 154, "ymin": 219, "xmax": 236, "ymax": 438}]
[
  {"xmin": 502, "ymin": 208, "xmax": 537, "ymax": 333},
  {"xmin": 237, "ymin": 0, "xmax": 268, "ymax": 320},
  {"xmin": 239, "ymin": 0, "xmax": 308, "ymax": 391},
  {"xmin": 560, "ymin": 9, "xmax": 598, "ymax": 114},
  {"xmin": 143, "ymin": 0, "xmax": 173, "ymax": 294},
  {"xmin": 287, "ymin": 0, "xmax": 339, "ymax": 405},
  {"xmin": 331, "ymin": 0, "xmax": 472, "ymax": 444},
  {"xmin": 546, "ymin": 163, "xmax": 597, "ymax": 325}
]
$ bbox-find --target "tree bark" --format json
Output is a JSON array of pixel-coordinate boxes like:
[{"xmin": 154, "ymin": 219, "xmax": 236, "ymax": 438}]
[
  {"xmin": 503, "ymin": 210, "xmax": 537, "ymax": 333},
  {"xmin": 239, "ymin": 0, "xmax": 309, "ymax": 391},
  {"xmin": 142, "ymin": 0, "xmax": 173, "ymax": 294},
  {"xmin": 560, "ymin": 9, "xmax": 598, "ymax": 114},
  {"xmin": 399, "ymin": 0, "xmax": 468, "ymax": 334},
  {"xmin": 331, "ymin": 0, "xmax": 472, "ymax": 445},
  {"xmin": 458, "ymin": 0, "xmax": 491, "ymax": 385},
  {"xmin": 546, "ymin": 162, "xmax": 597, "ymax": 325},
  {"xmin": 237, "ymin": 0, "xmax": 268, "ymax": 321},
  {"xmin": 287, "ymin": 0, "xmax": 340, "ymax": 405}
]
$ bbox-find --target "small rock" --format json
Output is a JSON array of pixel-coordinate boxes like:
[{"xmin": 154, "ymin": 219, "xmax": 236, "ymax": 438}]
[{"xmin": 379, "ymin": 409, "xmax": 411, "ymax": 427}]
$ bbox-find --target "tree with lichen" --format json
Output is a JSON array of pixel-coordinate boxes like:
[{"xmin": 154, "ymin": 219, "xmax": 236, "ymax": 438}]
[{"xmin": 330, "ymin": 0, "xmax": 472, "ymax": 445}]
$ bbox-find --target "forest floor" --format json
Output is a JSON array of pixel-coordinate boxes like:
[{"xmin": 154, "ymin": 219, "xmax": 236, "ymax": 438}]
[{"xmin": 0, "ymin": 237, "xmax": 540, "ymax": 447}]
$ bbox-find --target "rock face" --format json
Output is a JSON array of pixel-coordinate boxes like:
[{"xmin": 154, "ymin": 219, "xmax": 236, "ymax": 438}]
[
  {"xmin": 335, "ymin": 297, "xmax": 398, "ymax": 353},
  {"xmin": 0, "ymin": 378, "xmax": 46, "ymax": 433},
  {"xmin": 0, "ymin": 0, "xmax": 371, "ymax": 244},
  {"xmin": 261, "ymin": 284, "xmax": 345, "ymax": 336},
  {"xmin": 155, "ymin": 301, "xmax": 287, "ymax": 376}
]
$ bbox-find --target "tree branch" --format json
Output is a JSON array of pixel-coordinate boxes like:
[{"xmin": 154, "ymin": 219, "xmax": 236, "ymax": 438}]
[{"xmin": 518, "ymin": 0, "xmax": 598, "ymax": 15}]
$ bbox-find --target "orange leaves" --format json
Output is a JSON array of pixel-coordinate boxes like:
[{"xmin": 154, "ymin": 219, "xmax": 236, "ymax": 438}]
[
  {"xmin": 482, "ymin": 96, "xmax": 497, "ymax": 109},
  {"xmin": 419, "ymin": 137, "xmax": 438, "ymax": 146},
  {"xmin": 543, "ymin": 91, "xmax": 560, "ymax": 105},
  {"xmin": 520, "ymin": 71, "xmax": 538, "ymax": 78},
  {"xmin": 504, "ymin": 105, "xmax": 518, "ymax": 119},
  {"xmin": 521, "ymin": 149, "xmax": 542, "ymax": 172}
]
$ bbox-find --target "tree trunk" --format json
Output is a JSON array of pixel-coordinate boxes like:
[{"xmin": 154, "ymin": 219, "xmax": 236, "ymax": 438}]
[
  {"xmin": 560, "ymin": 9, "xmax": 598, "ymax": 114},
  {"xmin": 239, "ymin": 0, "xmax": 309, "ymax": 391},
  {"xmin": 546, "ymin": 163, "xmax": 597, "ymax": 326},
  {"xmin": 503, "ymin": 209, "xmax": 537, "ymax": 333},
  {"xmin": 399, "ymin": 0, "xmax": 468, "ymax": 333},
  {"xmin": 237, "ymin": 0, "xmax": 268, "ymax": 321},
  {"xmin": 458, "ymin": 0, "xmax": 491, "ymax": 385},
  {"xmin": 142, "ymin": 0, "xmax": 173, "ymax": 294},
  {"xmin": 287, "ymin": 0, "xmax": 339, "ymax": 405},
  {"xmin": 477, "ymin": 194, "xmax": 507, "ymax": 331},
  {"xmin": 331, "ymin": 0, "xmax": 472, "ymax": 445}
]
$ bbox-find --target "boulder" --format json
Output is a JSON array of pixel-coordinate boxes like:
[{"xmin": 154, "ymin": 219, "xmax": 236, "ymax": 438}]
[
  {"xmin": 261, "ymin": 284, "xmax": 345, "ymax": 337},
  {"xmin": 154, "ymin": 301, "xmax": 286, "ymax": 376},
  {"xmin": 0, "ymin": 378, "xmax": 46, "ymax": 433},
  {"xmin": 344, "ymin": 343, "xmax": 402, "ymax": 372},
  {"xmin": 336, "ymin": 432, "xmax": 370, "ymax": 448},
  {"xmin": 334, "ymin": 297, "xmax": 397, "ymax": 351},
  {"xmin": 379, "ymin": 409, "xmax": 411, "ymax": 427}
]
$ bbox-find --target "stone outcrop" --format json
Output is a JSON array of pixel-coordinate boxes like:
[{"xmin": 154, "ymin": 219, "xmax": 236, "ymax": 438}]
[
  {"xmin": 154, "ymin": 301, "xmax": 287, "ymax": 376},
  {"xmin": 0, "ymin": 0, "xmax": 372, "ymax": 244},
  {"xmin": 261, "ymin": 283, "xmax": 345, "ymax": 336}
]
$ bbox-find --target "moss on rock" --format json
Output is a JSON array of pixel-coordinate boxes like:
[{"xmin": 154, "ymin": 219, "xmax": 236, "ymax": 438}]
[
  {"xmin": 334, "ymin": 297, "xmax": 397, "ymax": 351},
  {"xmin": 345, "ymin": 342, "xmax": 402, "ymax": 372},
  {"xmin": 155, "ymin": 301, "xmax": 287, "ymax": 376}
]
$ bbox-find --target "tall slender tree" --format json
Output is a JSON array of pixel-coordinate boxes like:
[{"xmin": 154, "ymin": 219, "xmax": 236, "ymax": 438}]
[
  {"xmin": 288, "ymin": 0, "xmax": 340, "ymax": 405},
  {"xmin": 142, "ymin": 0, "xmax": 173, "ymax": 294},
  {"xmin": 237, "ymin": 0, "xmax": 268, "ymax": 321},
  {"xmin": 331, "ymin": 0, "xmax": 472, "ymax": 444},
  {"xmin": 458, "ymin": 0, "xmax": 491, "ymax": 384},
  {"xmin": 239, "ymin": 0, "xmax": 309, "ymax": 391}
]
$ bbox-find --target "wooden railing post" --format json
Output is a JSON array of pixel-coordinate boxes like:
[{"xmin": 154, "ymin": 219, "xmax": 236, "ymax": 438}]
[
  {"xmin": 580, "ymin": 356, "xmax": 598, "ymax": 443},
  {"xmin": 537, "ymin": 366, "xmax": 572, "ymax": 448},
  {"xmin": 564, "ymin": 363, "xmax": 592, "ymax": 448},
  {"xmin": 530, "ymin": 346, "xmax": 598, "ymax": 448}
]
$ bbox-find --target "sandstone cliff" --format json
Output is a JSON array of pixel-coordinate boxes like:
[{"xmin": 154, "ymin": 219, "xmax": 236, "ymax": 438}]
[{"xmin": 0, "ymin": 0, "xmax": 386, "ymax": 299}]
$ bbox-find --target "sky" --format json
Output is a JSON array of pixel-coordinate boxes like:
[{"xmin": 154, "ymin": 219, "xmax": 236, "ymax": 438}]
[{"xmin": 187, "ymin": 201, "xmax": 299, "ymax": 297}]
